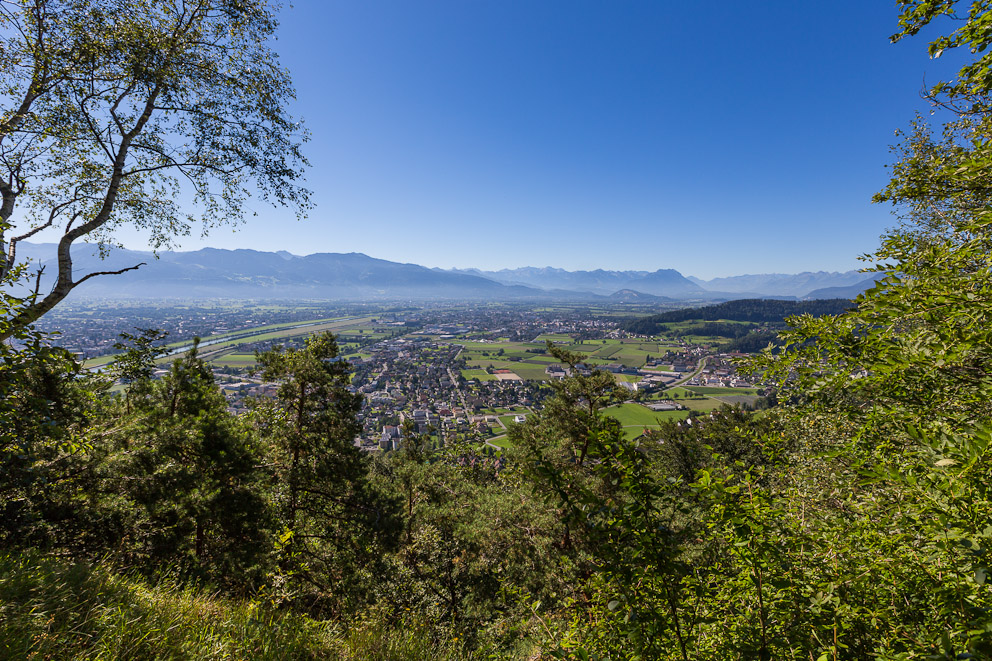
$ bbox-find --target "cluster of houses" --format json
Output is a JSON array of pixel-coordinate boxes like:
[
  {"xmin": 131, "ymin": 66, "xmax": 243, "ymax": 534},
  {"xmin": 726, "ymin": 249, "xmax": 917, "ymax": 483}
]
[{"xmin": 346, "ymin": 334, "xmax": 542, "ymax": 453}]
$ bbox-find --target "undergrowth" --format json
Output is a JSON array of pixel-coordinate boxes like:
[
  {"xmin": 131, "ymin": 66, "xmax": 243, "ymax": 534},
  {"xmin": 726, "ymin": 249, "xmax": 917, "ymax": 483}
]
[{"xmin": 0, "ymin": 552, "xmax": 473, "ymax": 660}]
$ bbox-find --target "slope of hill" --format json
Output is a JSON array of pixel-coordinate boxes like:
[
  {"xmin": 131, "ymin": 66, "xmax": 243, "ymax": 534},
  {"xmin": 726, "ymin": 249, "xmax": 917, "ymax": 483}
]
[
  {"xmin": 608, "ymin": 289, "xmax": 673, "ymax": 302},
  {"xmin": 622, "ymin": 298, "xmax": 854, "ymax": 335},
  {"xmin": 804, "ymin": 276, "xmax": 879, "ymax": 299}
]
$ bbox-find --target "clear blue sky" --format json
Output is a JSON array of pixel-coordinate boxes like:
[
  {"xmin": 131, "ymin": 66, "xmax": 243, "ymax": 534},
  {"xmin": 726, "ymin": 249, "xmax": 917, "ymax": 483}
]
[{"xmin": 120, "ymin": 1, "xmax": 965, "ymax": 278}]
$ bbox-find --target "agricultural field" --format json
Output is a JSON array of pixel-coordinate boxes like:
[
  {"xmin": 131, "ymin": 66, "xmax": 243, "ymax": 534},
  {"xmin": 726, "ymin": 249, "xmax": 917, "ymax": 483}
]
[
  {"xmin": 645, "ymin": 386, "xmax": 758, "ymax": 412},
  {"xmin": 455, "ymin": 336, "xmax": 686, "ymax": 381},
  {"xmin": 604, "ymin": 403, "xmax": 689, "ymax": 440},
  {"xmin": 457, "ymin": 339, "xmax": 559, "ymax": 381},
  {"xmin": 461, "ymin": 368, "xmax": 496, "ymax": 382},
  {"xmin": 559, "ymin": 338, "xmax": 680, "ymax": 368},
  {"xmin": 684, "ymin": 386, "xmax": 760, "ymax": 396},
  {"xmin": 209, "ymin": 353, "xmax": 257, "ymax": 368},
  {"xmin": 462, "ymin": 357, "xmax": 550, "ymax": 381}
]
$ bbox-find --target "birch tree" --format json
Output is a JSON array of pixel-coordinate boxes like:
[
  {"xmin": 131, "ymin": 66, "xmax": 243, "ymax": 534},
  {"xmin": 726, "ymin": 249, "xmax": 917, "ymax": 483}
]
[{"xmin": 0, "ymin": 0, "xmax": 309, "ymax": 340}]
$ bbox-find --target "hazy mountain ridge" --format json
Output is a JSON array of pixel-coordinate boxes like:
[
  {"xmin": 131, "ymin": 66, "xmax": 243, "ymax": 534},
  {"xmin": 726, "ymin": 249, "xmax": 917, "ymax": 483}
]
[
  {"xmin": 688, "ymin": 271, "xmax": 869, "ymax": 297},
  {"xmin": 14, "ymin": 242, "xmax": 868, "ymax": 301},
  {"xmin": 448, "ymin": 266, "xmax": 704, "ymax": 297},
  {"xmin": 804, "ymin": 276, "xmax": 880, "ymax": 299},
  {"xmin": 15, "ymin": 243, "xmax": 557, "ymax": 300}
]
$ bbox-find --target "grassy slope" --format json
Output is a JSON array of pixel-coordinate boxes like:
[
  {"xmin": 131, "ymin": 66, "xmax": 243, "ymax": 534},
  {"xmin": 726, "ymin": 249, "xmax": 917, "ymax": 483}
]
[{"xmin": 0, "ymin": 552, "xmax": 470, "ymax": 661}]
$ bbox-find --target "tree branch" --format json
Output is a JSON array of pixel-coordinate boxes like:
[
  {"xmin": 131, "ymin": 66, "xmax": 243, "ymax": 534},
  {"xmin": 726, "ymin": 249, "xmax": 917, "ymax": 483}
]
[{"xmin": 73, "ymin": 261, "xmax": 146, "ymax": 287}]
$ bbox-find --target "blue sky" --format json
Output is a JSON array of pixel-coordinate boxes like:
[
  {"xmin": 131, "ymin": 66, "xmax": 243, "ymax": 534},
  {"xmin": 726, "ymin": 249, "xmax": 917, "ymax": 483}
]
[{"xmin": 120, "ymin": 1, "xmax": 964, "ymax": 278}]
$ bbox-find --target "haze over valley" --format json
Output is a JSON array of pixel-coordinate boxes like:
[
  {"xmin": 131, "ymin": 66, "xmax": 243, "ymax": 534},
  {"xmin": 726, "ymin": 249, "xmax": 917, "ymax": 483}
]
[{"xmin": 17, "ymin": 241, "xmax": 878, "ymax": 301}]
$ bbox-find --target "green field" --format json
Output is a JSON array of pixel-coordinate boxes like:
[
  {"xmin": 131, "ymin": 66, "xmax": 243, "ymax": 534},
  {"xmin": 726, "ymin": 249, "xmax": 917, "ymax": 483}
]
[
  {"xmin": 677, "ymin": 397, "xmax": 721, "ymax": 412},
  {"xmin": 650, "ymin": 386, "xmax": 736, "ymax": 412},
  {"xmin": 685, "ymin": 386, "xmax": 759, "ymax": 396},
  {"xmin": 555, "ymin": 339, "xmax": 673, "ymax": 368},
  {"xmin": 533, "ymin": 333, "xmax": 573, "ymax": 342},
  {"xmin": 603, "ymin": 403, "xmax": 690, "ymax": 440},
  {"xmin": 465, "ymin": 358, "xmax": 550, "ymax": 381},
  {"xmin": 209, "ymin": 352, "xmax": 257, "ymax": 367},
  {"xmin": 603, "ymin": 404, "xmax": 689, "ymax": 436},
  {"xmin": 461, "ymin": 368, "xmax": 496, "ymax": 382},
  {"xmin": 606, "ymin": 403, "xmax": 668, "ymax": 426}
]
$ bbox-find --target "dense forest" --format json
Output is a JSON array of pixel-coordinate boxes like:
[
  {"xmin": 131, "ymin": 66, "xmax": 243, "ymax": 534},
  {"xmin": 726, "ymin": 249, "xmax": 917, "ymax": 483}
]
[
  {"xmin": 622, "ymin": 298, "xmax": 854, "ymax": 335},
  {"xmin": 720, "ymin": 328, "xmax": 782, "ymax": 354},
  {"xmin": 3, "ymin": 2, "xmax": 992, "ymax": 659}
]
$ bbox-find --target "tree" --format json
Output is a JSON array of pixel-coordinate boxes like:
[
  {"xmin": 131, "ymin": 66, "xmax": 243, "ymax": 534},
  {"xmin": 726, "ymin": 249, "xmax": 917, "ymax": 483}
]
[
  {"xmin": 876, "ymin": 1, "xmax": 992, "ymax": 236},
  {"xmin": 105, "ymin": 340, "xmax": 274, "ymax": 592},
  {"xmin": 0, "ymin": 0, "xmax": 309, "ymax": 340},
  {"xmin": 255, "ymin": 332, "xmax": 398, "ymax": 613},
  {"xmin": 510, "ymin": 344, "xmax": 701, "ymax": 658},
  {"xmin": 109, "ymin": 327, "xmax": 168, "ymax": 413},
  {"xmin": 0, "ymin": 327, "xmax": 101, "ymax": 551}
]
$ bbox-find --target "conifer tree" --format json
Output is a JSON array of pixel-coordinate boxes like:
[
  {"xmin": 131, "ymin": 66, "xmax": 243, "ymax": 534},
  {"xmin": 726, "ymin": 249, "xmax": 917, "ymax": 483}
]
[
  {"xmin": 256, "ymin": 331, "xmax": 397, "ymax": 612},
  {"xmin": 107, "ymin": 340, "xmax": 273, "ymax": 592}
]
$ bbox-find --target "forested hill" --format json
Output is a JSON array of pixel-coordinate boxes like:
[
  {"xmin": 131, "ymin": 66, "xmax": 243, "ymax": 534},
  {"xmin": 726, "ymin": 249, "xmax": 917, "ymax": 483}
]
[{"xmin": 623, "ymin": 298, "xmax": 853, "ymax": 334}]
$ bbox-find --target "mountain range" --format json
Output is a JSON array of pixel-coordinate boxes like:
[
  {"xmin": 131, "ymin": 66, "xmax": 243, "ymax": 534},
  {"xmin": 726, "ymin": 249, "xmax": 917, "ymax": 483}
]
[
  {"xmin": 447, "ymin": 266, "xmax": 706, "ymax": 297},
  {"xmin": 11, "ymin": 242, "xmax": 878, "ymax": 301}
]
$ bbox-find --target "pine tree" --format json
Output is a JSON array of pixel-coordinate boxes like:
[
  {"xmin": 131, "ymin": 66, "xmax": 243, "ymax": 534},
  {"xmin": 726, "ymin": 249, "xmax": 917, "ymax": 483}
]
[
  {"xmin": 255, "ymin": 331, "xmax": 398, "ymax": 613},
  {"xmin": 107, "ymin": 340, "xmax": 274, "ymax": 593}
]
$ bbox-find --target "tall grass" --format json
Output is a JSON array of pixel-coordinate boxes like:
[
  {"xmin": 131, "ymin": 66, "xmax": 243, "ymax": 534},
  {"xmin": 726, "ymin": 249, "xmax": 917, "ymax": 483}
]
[{"xmin": 0, "ymin": 552, "xmax": 474, "ymax": 660}]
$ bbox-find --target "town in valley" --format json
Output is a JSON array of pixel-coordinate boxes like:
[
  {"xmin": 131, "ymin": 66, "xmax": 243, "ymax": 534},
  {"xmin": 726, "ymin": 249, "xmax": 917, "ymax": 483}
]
[{"xmin": 38, "ymin": 299, "xmax": 770, "ymax": 453}]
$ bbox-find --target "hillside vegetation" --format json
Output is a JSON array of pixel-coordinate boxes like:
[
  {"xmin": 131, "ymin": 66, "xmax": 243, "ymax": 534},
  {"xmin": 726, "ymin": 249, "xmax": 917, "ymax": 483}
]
[
  {"xmin": 622, "ymin": 298, "xmax": 854, "ymax": 335},
  {"xmin": 0, "ymin": 552, "xmax": 469, "ymax": 660}
]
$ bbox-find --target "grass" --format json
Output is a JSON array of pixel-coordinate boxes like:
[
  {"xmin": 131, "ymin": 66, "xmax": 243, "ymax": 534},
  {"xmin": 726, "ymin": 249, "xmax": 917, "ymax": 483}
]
[
  {"xmin": 652, "ymin": 386, "xmax": 732, "ymax": 412},
  {"xmin": 0, "ymin": 552, "xmax": 474, "ymax": 661},
  {"xmin": 210, "ymin": 352, "xmax": 257, "ymax": 367},
  {"xmin": 464, "ymin": 358, "xmax": 550, "ymax": 381},
  {"xmin": 498, "ymin": 413, "xmax": 527, "ymax": 428},
  {"xmin": 593, "ymin": 345, "xmax": 622, "ymax": 359},
  {"xmin": 461, "ymin": 369, "xmax": 496, "ymax": 382},
  {"xmin": 711, "ymin": 394, "xmax": 761, "ymax": 407},
  {"xmin": 602, "ymin": 403, "xmax": 690, "ymax": 439},
  {"xmin": 0, "ymin": 552, "xmax": 337, "ymax": 660},
  {"xmin": 676, "ymin": 397, "xmax": 722, "ymax": 412},
  {"xmin": 621, "ymin": 426, "xmax": 649, "ymax": 440},
  {"xmin": 532, "ymin": 334, "xmax": 573, "ymax": 342},
  {"xmin": 606, "ymin": 403, "xmax": 669, "ymax": 427},
  {"xmin": 685, "ymin": 386, "xmax": 759, "ymax": 396}
]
